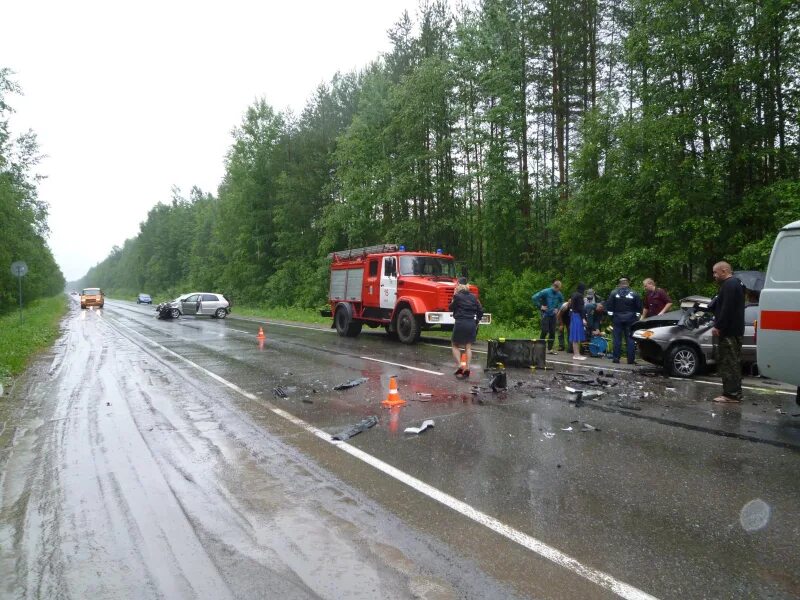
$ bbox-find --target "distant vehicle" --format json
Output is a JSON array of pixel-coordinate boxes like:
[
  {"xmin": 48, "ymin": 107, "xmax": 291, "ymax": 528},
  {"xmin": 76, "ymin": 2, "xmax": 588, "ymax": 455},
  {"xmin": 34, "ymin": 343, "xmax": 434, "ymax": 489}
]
[
  {"xmin": 162, "ymin": 292, "xmax": 230, "ymax": 319},
  {"xmin": 757, "ymin": 220, "xmax": 800, "ymax": 392},
  {"xmin": 137, "ymin": 293, "xmax": 153, "ymax": 304},
  {"xmin": 633, "ymin": 297, "xmax": 758, "ymax": 378},
  {"xmin": 80, "ymin": 288, "xmax": 104, "ymax": 309}
]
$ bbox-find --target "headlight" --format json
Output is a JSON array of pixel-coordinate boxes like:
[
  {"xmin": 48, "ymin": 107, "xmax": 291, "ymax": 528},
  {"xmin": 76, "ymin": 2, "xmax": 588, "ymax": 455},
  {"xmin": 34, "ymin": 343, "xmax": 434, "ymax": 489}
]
[
  {"xmin": 428, "ymin": 313, "xmax": 441, "ymax": 322},
  {"xmin": 637, "ymin": 330, "xmax": 656, "ymax": 338}
]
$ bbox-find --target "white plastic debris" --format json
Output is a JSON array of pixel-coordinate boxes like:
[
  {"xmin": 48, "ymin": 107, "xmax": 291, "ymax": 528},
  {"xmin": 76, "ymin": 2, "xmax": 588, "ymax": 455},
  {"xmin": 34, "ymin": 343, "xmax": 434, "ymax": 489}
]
[
  {"xmin": 404, "ymin": 419, "xmax": 435, "ymax": 435},
  {"xmin": 582, "ymin": 390, "xmax": 605, "ymax": 399},
  {"xmin": 561, "ymin": 426, "xmax": 573, "ymax": 431},
  {"xmin": 543, "ymin": 432, "xmax": 556, "ymax": 439},
  {"xmin": 565, "ymin": 386, "xmax": 579, "ymax": 393}
]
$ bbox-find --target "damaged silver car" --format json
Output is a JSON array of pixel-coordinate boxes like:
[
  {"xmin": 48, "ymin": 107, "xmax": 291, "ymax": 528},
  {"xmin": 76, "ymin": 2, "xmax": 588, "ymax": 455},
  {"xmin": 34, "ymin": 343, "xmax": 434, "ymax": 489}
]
[{"xmin": 633, "ymin": 297, "xmax": 758, "ymax": 378}]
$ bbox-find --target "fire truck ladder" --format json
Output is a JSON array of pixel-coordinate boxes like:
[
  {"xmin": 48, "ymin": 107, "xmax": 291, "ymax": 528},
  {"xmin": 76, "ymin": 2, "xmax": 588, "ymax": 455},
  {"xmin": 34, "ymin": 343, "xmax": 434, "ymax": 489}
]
[{"xmin": 327, "ymin": 244, "xmax": 399, "ymax": 260}]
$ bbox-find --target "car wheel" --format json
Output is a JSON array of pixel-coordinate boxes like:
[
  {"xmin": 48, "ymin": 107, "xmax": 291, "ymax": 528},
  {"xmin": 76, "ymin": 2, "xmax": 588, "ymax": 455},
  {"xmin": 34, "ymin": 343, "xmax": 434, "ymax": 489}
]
[
  {"xmin": 667, "ymin": 344, "xmax": 701, "ymax": 378},
  {"xmin": 170, "ymin": 308, "xmax": 181, "ymax": 319},
  {"xmin": 395, "ymin": 307, "xmax": 421, "ymax": 344},
  {"xmin": 215, "ymin": 308, "xmax": 227, "ymax": 319}
]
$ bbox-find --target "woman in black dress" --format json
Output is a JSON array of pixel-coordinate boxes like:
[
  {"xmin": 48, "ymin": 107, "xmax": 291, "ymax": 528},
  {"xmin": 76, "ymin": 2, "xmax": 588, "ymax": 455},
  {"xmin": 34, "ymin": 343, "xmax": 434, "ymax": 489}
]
[{"xmin": 449, "ymin": 278, "xmax": 484, "ymax": 379}]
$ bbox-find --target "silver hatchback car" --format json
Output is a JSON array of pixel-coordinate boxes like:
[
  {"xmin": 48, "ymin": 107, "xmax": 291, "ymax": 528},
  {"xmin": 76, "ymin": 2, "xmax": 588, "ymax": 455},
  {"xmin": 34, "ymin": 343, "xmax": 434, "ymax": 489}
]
[
  {"xmin": 168, "ymin": 292, "xmax": 230, "ymax": 319},
  {"xmin": 633, "ymin": 297, "xmax": 758, "ymax": 377}
]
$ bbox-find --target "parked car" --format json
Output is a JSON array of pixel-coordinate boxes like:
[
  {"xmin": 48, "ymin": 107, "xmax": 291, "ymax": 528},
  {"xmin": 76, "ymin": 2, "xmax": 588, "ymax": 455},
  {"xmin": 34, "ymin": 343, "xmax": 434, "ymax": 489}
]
[
  {"xmin": 137, "ymin": 293, "xmax": 153, "ymax": 304},
  {"xmin": 163, "ymin": 292, "xmax": 230, "ymax": 319},
  {"xmin": 633, "ymin": 297, "xmax": 758, "ymax": 377},
  {"xmin": 80, "ymin": 287, "xmax": 104, "ymax": 309}
]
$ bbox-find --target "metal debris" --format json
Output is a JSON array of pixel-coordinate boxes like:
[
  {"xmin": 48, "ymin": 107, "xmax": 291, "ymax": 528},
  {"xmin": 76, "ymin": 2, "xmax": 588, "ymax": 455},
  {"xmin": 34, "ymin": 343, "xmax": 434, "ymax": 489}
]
[
  {"xmin": 332, "ymin": 415, "xmax": 378, "ymax": 441},
  {"xmin": 333, "ymin": 377, "xmax": 369, "ymax": 391},
  {"xmin": 404, "ymin": 419, "xmax": 435, "ymax": 435}
]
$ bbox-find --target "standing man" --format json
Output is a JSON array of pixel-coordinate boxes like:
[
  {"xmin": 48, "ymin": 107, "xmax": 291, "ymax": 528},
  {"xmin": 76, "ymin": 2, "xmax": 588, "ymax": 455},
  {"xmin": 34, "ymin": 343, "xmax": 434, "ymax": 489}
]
[
  {"xmin": 711, "ymin": 262, "xmax": 745, "ymax": 403},
  {"xmin": 605, "ymin": 277, "xmax": 643, "ymax": 364},
  {"xmin": 532, "ymin": 279, "xmax": 564, "ymax": 354},
  {"xmin": 641, "ymin": 278, "xmax": 673, "ymax": 319}
]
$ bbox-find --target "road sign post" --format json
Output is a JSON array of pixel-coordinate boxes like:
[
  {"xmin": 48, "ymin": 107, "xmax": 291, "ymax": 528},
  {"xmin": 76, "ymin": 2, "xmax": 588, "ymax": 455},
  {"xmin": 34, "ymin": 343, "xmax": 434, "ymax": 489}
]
[{"xmin": 10, "ymin": 261, "xmax": 28, "ymax": 322}]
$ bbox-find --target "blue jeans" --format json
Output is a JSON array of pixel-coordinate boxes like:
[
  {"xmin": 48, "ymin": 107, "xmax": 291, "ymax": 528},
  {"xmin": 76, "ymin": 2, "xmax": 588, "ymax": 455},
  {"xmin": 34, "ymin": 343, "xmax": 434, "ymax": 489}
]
[{"xmin": 612, "ymin": 315, "xmax": 637, "ymax": 362}]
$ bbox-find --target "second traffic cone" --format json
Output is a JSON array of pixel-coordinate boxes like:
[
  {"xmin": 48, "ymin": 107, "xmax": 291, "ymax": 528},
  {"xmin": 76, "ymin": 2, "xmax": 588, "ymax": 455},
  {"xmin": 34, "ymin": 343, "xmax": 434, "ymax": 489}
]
[
  {"xmin": 381, "ymin": 376, "xmax": 406, "ymax": 407},
  {"xmin": 257, "ymin": 326, "xmax": 266, "ymax": 340},
  {"xmin": 459, "ymin": 353, "xmax": 468, "ymax": 370}
]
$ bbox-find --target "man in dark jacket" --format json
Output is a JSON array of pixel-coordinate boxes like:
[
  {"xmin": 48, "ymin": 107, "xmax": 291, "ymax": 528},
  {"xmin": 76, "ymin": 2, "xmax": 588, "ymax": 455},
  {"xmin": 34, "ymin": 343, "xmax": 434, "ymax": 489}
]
[
  {"xmin": 711, "ymin": 261, "xmax": 745, "ymax": 403},
  {"xmin": 605, "ymin": 277, "xmax": 643, "ymax": 364}
]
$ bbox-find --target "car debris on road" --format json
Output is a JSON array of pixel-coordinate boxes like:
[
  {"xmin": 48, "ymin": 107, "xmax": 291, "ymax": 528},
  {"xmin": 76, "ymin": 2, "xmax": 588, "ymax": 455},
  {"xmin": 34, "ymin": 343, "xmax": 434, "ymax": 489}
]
[
  {"xmin": 332, "ymin": 416, "xmax": 378, "ymax": 441},
  {"xmin": 404, "ymin": 420, "xmax": 435, "ymax": 435},
  {"xmin": 333, "ymin": 377, "xmax": 369, "ymax": 391}
]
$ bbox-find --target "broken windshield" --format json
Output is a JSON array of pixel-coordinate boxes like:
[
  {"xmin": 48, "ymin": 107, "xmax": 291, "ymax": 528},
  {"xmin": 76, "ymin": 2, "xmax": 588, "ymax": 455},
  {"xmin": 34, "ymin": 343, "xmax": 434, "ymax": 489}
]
[{"xmin": 398, "ymin": 255, "xmax": 456, "ymax": 278}]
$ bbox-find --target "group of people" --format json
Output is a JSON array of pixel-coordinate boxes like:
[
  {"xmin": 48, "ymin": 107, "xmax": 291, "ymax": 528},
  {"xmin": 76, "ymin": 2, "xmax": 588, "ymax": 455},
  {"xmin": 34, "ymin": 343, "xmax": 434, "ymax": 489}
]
[
  {"xmin": 532, "ymin": 277, "xmax": 671, "ymax": 363},
  {"xmin": 447, "ymin": 263, "xmax": 746, "ymax": 404},
  {"xmin": 531, "ymin": 263, "xmax": 746, "ymax": 402}
]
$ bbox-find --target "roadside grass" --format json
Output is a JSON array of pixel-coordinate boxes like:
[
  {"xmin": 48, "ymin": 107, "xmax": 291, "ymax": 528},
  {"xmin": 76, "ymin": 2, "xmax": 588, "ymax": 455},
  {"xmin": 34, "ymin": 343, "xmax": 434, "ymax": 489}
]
[
  {"xmin": 0, "ymin": 295, "xmax": 68, "ymax": 391},
  {"xmin": 231, "ymin": 304, "xmax": 539, "ymax": 341}
]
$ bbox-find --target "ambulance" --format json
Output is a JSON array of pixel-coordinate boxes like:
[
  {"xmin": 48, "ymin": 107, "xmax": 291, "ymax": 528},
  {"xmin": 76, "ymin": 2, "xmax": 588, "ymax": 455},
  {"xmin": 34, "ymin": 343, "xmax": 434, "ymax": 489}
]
[{"xmin": 757, "ymin": 220, "xmax": 800, "ymax": 393}]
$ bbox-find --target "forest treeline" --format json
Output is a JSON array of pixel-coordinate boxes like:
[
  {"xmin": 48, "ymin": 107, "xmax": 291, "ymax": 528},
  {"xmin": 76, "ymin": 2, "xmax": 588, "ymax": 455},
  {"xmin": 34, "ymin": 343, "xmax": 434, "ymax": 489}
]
[
  {"xmin": 0, "ymin": 68, "xmax": 64, "ymax": 315},
  {"xmin": 77, "ymin": 0, "xmax": 799, "ymax": 325}
]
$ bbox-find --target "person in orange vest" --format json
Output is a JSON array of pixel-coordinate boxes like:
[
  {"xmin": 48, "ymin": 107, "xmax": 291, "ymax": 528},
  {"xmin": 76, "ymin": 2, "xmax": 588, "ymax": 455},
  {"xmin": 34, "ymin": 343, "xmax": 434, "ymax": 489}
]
[{"xmin": 450, "ymin": 278, "xmax": 484, "ymax": 379}]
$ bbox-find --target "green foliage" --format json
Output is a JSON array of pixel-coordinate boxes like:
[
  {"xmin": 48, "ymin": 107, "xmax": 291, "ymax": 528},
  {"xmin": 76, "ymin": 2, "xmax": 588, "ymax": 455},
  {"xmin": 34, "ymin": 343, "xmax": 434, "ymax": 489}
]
[
  {"xmin": 0, "ymin": 295, "xmax": 67, "ymax": 382},
  {"xmin": 0, "ymin": 69, "xmax": 65, "ymax": 314}
]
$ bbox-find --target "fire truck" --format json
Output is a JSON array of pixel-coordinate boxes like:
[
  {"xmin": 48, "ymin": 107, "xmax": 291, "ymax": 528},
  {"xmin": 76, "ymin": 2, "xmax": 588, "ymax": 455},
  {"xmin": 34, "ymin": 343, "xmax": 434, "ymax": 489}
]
[{"xmin": 325, "ymin": 244, "xmax": 491, "ymax": 344}]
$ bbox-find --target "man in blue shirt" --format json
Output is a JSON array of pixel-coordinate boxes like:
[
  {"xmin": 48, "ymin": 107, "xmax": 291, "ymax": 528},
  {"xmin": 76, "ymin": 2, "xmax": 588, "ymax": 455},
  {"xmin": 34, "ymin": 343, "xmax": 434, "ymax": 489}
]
[{"xmin": 532, "ymin": 280, "xmax": 564, "ymax": 354}]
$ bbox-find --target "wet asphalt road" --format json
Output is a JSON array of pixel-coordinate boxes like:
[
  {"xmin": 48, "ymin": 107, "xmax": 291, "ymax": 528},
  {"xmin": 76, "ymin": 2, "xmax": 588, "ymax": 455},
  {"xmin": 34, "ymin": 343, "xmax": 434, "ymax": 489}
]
[{"xmin": 1, "ymin": 298, "xmax": 799, "ymax": 599}]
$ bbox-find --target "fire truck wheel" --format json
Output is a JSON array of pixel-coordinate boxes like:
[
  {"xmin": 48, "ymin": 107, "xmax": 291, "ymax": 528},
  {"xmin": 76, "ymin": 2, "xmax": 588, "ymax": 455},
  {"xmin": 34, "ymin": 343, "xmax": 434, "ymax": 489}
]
[
  {"xmin": 335, "ymin": 304, "xmax": 362, "ymax": 337},
  {"xmin": 395, "ymin": 307, "xmax": 421, "ymax": 344}
]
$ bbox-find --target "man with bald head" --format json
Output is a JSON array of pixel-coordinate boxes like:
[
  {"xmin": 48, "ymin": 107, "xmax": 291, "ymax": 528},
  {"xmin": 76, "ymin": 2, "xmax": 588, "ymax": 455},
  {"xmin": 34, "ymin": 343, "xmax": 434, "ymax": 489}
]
[{"xmin": 711, "ymin": 261, "xmax": 745, "ymax": 403}]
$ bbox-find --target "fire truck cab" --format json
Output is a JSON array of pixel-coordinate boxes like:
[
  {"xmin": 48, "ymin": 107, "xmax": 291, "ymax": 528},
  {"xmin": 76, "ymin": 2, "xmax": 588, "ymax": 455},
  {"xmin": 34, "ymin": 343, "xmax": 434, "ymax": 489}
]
[{"xmin": 326, "ymin": 244, "xmax": 490, "ymax": 344}]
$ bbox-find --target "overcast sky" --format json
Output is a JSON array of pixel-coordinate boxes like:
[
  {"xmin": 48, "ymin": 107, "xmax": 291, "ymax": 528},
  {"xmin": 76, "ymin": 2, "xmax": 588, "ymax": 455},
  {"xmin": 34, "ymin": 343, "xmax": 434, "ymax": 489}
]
[{"xmin": 2, "ymin": 0, "xmax": 422, "ymax": 282}]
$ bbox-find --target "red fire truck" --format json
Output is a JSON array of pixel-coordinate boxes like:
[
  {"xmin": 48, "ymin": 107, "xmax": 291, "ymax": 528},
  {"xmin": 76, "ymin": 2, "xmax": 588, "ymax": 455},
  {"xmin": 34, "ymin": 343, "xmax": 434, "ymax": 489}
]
[{"xmin": 325, "ymin": 244, "xmax": 490, "ymax": 344}]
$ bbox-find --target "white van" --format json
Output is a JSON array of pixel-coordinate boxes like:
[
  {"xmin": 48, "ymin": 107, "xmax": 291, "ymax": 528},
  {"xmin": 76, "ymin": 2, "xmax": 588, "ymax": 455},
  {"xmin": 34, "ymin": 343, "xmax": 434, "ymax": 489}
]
[{"xmin": 757, "ymin": 219, "xmax": 800, "ymax": 390}]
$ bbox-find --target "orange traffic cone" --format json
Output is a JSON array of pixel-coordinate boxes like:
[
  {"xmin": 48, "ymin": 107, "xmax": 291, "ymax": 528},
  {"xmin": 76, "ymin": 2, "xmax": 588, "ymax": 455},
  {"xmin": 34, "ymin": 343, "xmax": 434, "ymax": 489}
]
[
  {"xmin": 460, "ymin": 353, "xmax": 468, "ymax": 370},
  {"xmin": 257, "ymin": 326, "xmax": 266, "ymax": 340},
  {"xmin": 381, "ymin": 376, "xmax": 406, "ymax": 407}
]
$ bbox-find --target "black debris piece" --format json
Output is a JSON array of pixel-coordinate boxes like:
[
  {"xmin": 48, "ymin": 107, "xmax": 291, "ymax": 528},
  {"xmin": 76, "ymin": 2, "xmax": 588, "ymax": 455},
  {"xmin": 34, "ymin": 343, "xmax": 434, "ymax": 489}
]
[
  {"xmin": 332, "ymin": 415, "xmax": 379, "ymax": 441},
  {"xmin": 560, "ymin": 373, "xmax": 593, "ymax": 382},
  {"xmin": 302, "ymin": 398, "xmax": 313, "ymax": 404},
  {"xmin": 489, "ymin": 371, "xmax": 508, "ymax": 392},
  {"xmin": 273, "ymin": 387, "xmax": 288, "ymax": 398},
  {"xmin": 333, "ymin": 377, "xmax": 369, "ymax": 391}
]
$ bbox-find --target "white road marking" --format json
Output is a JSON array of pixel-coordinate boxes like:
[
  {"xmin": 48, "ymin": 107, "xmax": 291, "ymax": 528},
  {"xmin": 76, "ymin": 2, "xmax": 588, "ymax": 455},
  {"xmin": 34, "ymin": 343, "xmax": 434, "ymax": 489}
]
[
  {"xmin": 359, "ymin": 356, "xmax": 444, "ymax": 375},
  {"xmin": 109, "ymin": 317, "xmax": 658, "ymax": 600}
]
